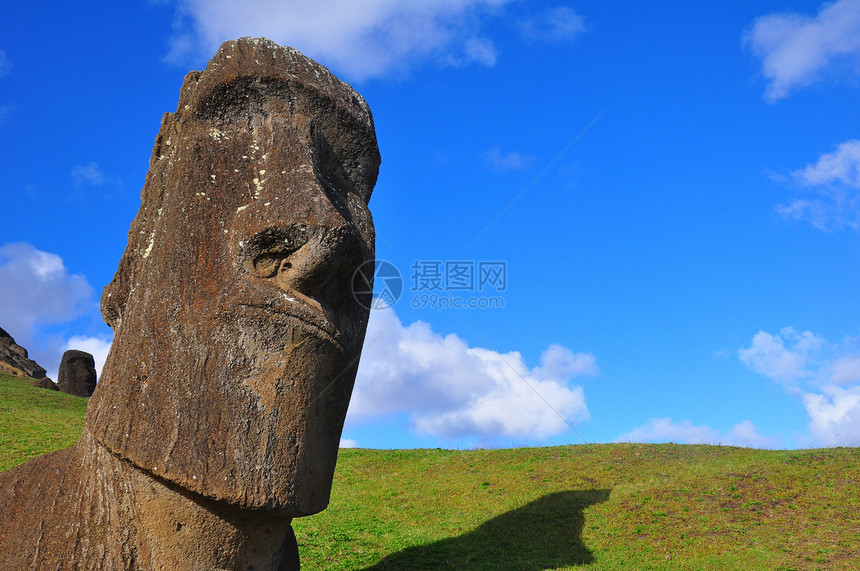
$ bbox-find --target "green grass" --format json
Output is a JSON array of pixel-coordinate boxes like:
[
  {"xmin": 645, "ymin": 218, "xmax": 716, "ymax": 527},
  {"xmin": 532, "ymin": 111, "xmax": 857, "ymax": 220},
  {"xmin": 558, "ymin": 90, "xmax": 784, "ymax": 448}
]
[
  {"xmin": 298, "ymin": 446, "xmax": 860, "ymax": 570},
  {"xmin": 2, "ymin": 372, "xmax": 858, "ymax": 569},
  {"xmin": 0, "ymin": 372, "xmax": 87, "ymax": 471}
]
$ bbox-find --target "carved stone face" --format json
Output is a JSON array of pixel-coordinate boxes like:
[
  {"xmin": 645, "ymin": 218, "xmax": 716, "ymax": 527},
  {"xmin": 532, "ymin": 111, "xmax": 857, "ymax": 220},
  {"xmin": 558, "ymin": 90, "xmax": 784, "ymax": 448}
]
[
  {"xmin": 87, "ymin": 38, "xmax": 379, "ymax": 516},
  {"xmin": 57, "ymin": 349, "xmax": 97, "ymax": 397}
]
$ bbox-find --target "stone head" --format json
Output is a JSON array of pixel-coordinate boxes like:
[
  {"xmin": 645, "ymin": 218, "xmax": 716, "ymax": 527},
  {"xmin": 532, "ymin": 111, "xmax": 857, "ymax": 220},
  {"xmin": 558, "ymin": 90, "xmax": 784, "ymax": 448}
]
[
  {"xmin": 57, "ymin": 349, "xmax": 97, "ymax": 397},
  {"xmin": 86, "ymin": 38, "xmax": 379, "ymax": 515}
]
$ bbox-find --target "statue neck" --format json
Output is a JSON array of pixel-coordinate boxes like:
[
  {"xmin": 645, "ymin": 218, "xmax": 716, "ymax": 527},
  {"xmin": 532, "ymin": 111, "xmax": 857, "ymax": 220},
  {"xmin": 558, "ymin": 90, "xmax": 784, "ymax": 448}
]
[{"xmin": 86, "ymin": 430, "xmax": 300, "ymax": 570}]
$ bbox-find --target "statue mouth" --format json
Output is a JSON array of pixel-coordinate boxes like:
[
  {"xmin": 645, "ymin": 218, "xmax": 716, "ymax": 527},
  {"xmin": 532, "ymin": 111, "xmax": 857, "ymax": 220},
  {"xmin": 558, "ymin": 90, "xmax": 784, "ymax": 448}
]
[{"xmin": 237, "ymin": 296, "xmax": 345, "ymax": 353}]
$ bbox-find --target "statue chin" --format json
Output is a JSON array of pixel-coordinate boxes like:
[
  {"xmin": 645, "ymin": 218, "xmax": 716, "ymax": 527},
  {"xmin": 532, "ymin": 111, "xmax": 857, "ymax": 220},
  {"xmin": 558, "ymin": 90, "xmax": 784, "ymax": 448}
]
[
  {"xmin": 212, "ymin": 311, "xmax": 358, "ymax": 515},
  {"xmin": 89, "ymin": 307, "xmax": 358, "ymax": 515}
]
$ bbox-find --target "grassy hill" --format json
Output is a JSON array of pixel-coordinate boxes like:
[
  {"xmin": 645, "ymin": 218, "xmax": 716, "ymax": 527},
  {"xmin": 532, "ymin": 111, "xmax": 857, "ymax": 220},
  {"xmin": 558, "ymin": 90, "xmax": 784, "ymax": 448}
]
[
  {"xmin": 0, "ymin": 372, "xmax": 88, "ymax": 471},
  {"xmin": 2, "ymin": 371, "xmax": 858, "ymax": 569}
]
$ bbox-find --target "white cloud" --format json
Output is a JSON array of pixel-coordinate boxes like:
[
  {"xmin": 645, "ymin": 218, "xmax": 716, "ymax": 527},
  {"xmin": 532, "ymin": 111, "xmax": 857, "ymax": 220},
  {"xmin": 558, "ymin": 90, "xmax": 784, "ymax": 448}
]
[
  {"xmin": 533, "ymin": 343, "xmax": 598, "ymax": 380},
  {"xmin": 0, "ymin": 50, "xmax": 11, "ymax": 78},
  {"xmin": 520, "ymin": 6, "xmax": 586, "ymax": 44},
  {"xmin": 794, "ymin": 140, "xmax": 860, "ymax": 187},
  {"xmin": 778, "ymin": 195, "xmax": 860, "ymax": 232},
  {"xmin": 0, "ymin": 52, "xmax": 12, "ymax": 126},
  {"xmin": 779, "ymin": 140, "xmax": 860, "ymax": 231},
  {"xmin": 803, "ymin": 385, "xmax": 860, "ymax": 445},
  {"xmin": 339, "ymin": 438, "xmax": 359, "ymax": 448},
  {"xmin": 713, "ymin": 349, "xmax": 731, "ymax": 360},
  {"xmin": 71, "ymin": 162, "xmax": 107, "ymax": 188},
  {"xmin": 729, "ymin": 420, "xmax": 783, "ymax": 448},
  {"xmin": 0, "ymin": 243, "xmax": 94, "ymax": 347},
  {"xmin": 165, "ymin": 0, "xmax": 511, "ymax": 81},
  {"xmin": 347, "ymin": 307, "xmax": 595, "ymax": 442},
  {"xmin": 828, "ymin": 355, "xmax": 860, "ymax": 384},
  {"xmin": 484, "ymin": 145, "xmax": 533, "ymax": 171},
  {"xmin": 745, "ymin": 0, "xmax": 860, "ymax": 102},
  {"xmin": 616, "ymin": 418, "xmax": 779, "ymax": 448},
  {"xmin": 738, "ymin": 327, "xmax": 824, "ymax": 387},
  {"xmin": 617, "ymin": 418, "xmax": 718, "ymax": 445},
  {"xmin": 459, "ymin": 37, "xmax": 498, "ymax": 67},
  {"xmin": 740, "ymin": 327, "xmax": 860, "ymax": 446}
]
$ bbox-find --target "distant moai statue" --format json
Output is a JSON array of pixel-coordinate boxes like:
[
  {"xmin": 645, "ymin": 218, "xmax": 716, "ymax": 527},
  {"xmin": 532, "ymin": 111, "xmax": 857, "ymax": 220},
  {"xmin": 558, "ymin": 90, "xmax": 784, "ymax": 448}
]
[
  {"xmin": 0, "ymin": 37, "xmax": 379, "ymax": 570},
  {"xmin": 57, "ymin": 349, "xmax": 97, "ymax": 397}
]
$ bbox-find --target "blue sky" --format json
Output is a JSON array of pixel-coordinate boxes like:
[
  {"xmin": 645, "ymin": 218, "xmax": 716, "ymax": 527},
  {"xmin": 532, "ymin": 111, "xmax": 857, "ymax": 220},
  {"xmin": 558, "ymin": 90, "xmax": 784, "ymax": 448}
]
[{"xmin": 2, "ymin": 0, "xmax": 860, "ymax": 449}]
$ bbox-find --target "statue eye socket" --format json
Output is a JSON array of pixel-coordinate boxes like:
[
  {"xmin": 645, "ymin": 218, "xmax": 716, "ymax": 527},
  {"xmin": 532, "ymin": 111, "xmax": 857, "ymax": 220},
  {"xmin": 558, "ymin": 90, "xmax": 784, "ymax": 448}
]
[{"xmin": 252, "ymin": 253, "xmax": 281, "ymax": 278}]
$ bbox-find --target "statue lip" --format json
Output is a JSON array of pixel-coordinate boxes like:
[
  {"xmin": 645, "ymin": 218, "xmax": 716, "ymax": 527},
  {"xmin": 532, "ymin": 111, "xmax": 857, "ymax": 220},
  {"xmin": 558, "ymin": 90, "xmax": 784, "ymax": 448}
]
[{"xmin": 237, "ymin": 296, "xmax": 345, "ymax": 352}]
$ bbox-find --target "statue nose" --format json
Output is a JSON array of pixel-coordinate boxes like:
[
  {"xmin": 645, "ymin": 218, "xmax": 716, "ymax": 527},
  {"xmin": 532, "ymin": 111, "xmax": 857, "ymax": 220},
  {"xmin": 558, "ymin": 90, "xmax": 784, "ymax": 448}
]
[
  {"xmin": 249, "ymin": 227, "xmax": 357, "ymax": 315},
  {"xmin": 276, "ymin": 240, "xmax": 335, "ymax": 302}
]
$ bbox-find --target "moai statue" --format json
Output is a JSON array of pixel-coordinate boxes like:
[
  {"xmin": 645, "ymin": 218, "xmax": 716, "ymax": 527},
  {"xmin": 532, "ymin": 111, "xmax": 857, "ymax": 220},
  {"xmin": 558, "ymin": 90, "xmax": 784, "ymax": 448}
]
[
  {"xmin": 0, "ymin": 37, "xmax": 379, "ymax": 570},
  {"xmin": 57, "ymin": 349, "xmax": 97, "ymax": 397}
]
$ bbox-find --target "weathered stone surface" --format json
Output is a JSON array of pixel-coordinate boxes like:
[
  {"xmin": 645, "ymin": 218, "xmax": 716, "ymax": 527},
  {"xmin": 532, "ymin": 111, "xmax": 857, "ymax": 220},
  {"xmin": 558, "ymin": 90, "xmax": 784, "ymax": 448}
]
[
  {"xmin": 0, "ymin": 36, "xmax": 379, "ymax": 570},
  {"xmin": 57, "ymin": 349, "xmax": 97, "ymax": 397},
  {"xmin": 0, "ymin": 430, "xmax": 299, "ymax": 569},
  {"xmin": 31, "ymin": 376, "xmax": 59, "ymax": 391},
  {"xmin": 0, "ymin": 326, "xmax": 48, "ymax": 379}
]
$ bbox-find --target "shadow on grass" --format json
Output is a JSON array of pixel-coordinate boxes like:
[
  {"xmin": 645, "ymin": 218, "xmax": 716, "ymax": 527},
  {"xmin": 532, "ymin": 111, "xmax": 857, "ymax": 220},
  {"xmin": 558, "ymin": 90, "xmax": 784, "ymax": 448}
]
[{"xmin": 363, "ymin": 489, "xmax": 611, "ymax": 570}]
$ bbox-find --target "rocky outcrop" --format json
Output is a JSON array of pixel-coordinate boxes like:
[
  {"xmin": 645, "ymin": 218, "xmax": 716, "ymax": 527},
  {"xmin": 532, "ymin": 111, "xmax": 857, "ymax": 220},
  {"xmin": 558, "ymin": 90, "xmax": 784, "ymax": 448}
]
[
  {"xmin": 0, "ymin": 326, "xmax": 48, "ymax": 380},
  {"xmin": 57, "ymin": 349, "xmax": 97, "ymax": 397},
  {"xmin": 31, "ymin": 376, "xmax": 59, "ymax": 391},
  {"xmin": 0, "ymin": 37, "xmax": 379, "ymax": 570}
]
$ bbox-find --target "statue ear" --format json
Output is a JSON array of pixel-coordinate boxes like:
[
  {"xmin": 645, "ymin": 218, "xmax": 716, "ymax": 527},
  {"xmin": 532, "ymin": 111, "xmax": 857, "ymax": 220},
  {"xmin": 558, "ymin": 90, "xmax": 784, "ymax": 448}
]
[
  {"xmin": 101, "ymin": 254, "xmax": 132, "ymax": 331},
  {"xmin": 100, "ymin": 113, "xmax": 180, "ymax": 332},
  {"xmin": 100, "ymin": 202, "xmax": 166, "ymax": 332},
  {"xmin": 99, "ymin": 195, "xmax": 156, "ymax": 331}
]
